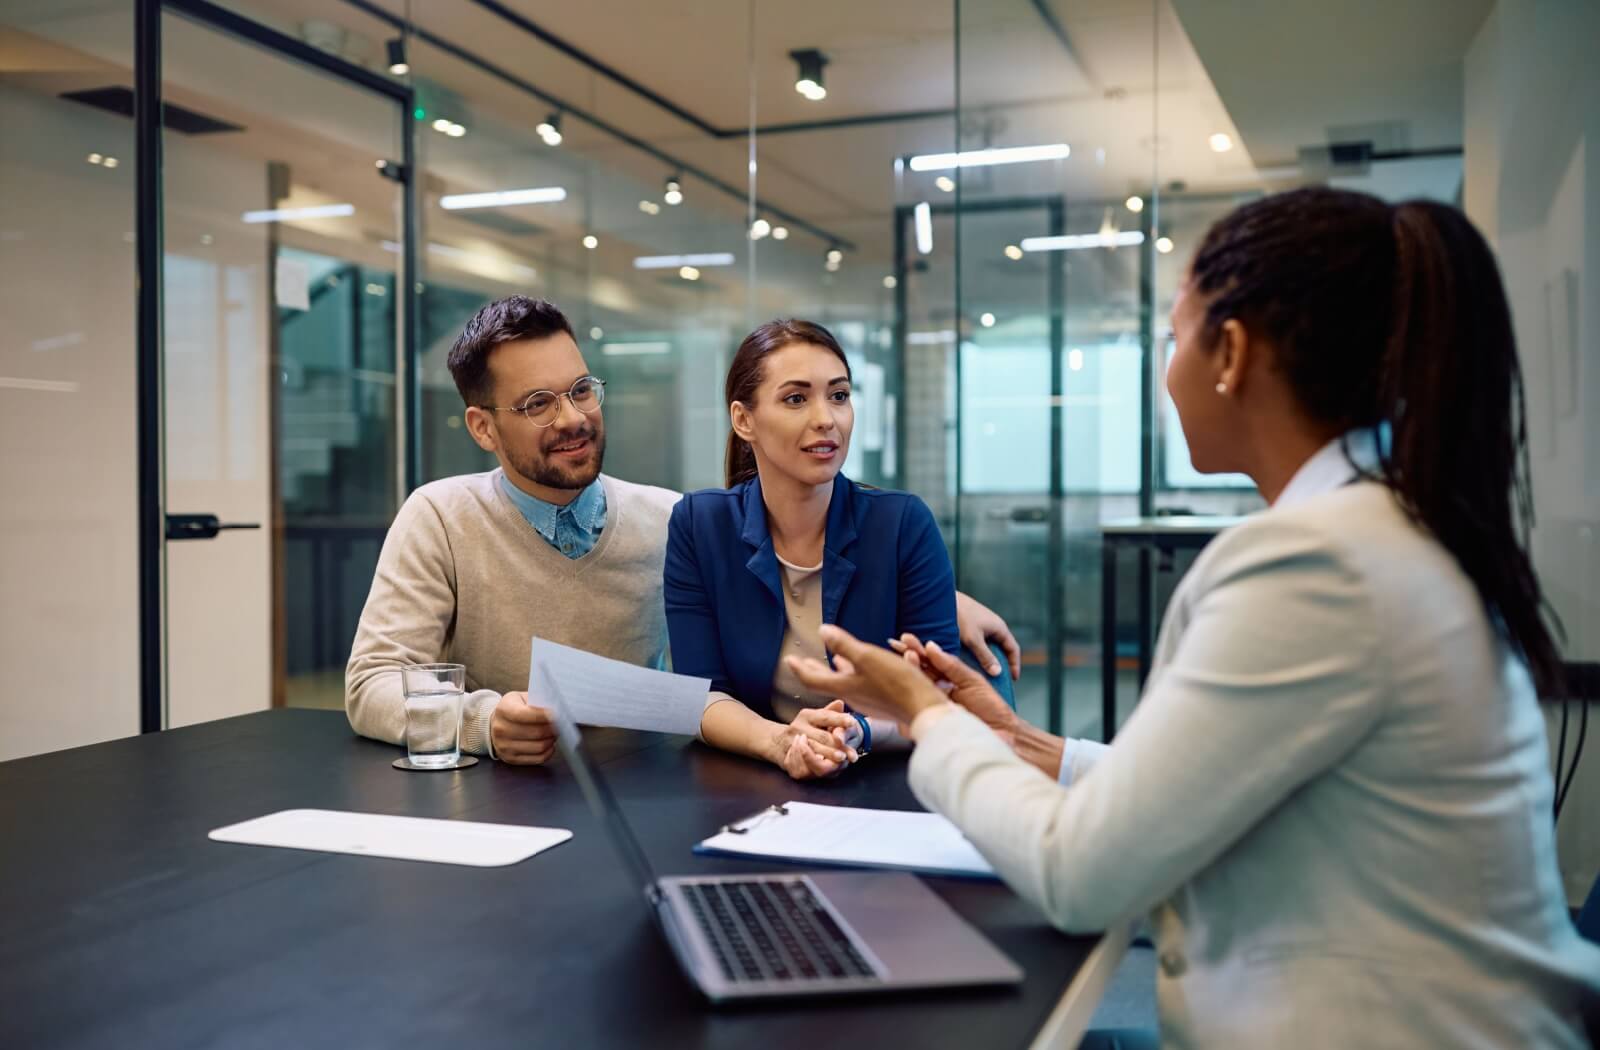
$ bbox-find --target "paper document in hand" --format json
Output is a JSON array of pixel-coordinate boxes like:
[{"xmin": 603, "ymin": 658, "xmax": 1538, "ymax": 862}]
[
  {"xmin": 528, "ymin": 637, "xmax": 708, "ymax": 737},
  {"xmin": 695, "ymin": 801, "xmax": 997, "ymax": 880}
]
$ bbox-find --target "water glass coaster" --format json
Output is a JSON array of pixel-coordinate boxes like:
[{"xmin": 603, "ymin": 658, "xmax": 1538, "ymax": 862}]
[{"xmin": 393, "ymin": 755, "xmax": 479, "ymax": 771}]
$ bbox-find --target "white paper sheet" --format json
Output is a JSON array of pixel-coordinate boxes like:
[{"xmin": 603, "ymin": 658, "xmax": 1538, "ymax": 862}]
[
  {"xmin": 528, "ymin": 637, "xmax": 708, "ymax": 737},
  {"xmin": 208, "ymin": 809, "xmax": 572, "ymax": 867},
  {"xmin": 695, "ymin": 801, "xmax": 997, "ymax": 879}
]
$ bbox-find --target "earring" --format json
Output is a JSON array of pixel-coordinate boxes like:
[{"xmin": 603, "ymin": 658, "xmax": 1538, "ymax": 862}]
[{"xmin": 1215, "ymin": 382, "xmax": 1228, "ymax": 395}]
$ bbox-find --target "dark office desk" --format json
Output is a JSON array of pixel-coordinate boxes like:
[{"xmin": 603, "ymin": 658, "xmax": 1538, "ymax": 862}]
[
  {"xmin": 1100, "ymin": 517, "xmax": 1244, "ymax": 742},
  {"xmin": 0, "ymin": 710, "xmax": 1110, "ymax": 1049}
]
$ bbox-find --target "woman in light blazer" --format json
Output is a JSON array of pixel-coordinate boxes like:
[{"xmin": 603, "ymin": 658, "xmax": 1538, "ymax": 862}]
[{"xmin": 788, "ymin": 188, "xmax": 1600, "ymax": 1048}]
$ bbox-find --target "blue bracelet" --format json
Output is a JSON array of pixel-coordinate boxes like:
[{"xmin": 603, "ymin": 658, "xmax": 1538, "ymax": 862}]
[{"xmin": 850, "ymin": 711, "xmax": 872, "ymax": 756}]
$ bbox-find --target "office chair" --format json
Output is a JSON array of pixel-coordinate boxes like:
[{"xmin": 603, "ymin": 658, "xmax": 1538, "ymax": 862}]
[{"xmin": 960, "ymin": 641, "xmax": 1016, "ymax": 709}]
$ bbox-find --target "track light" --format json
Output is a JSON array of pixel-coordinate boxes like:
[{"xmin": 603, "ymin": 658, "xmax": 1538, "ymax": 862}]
[
  {"xmin": 771, "ymin": 226, "xmax": 789, "ymax": 240},
  {"xmin": 749, "ymin": 218, "xmax": 772, "ymax": 240},
  {"xmin": 826, "ymin": 247, "xmax": 843, "ymax": 264},
  {"xmin": 537, "ymin": 112, "xmax": 563, "ymax": 147},
  {"xmin": 790, "ymin": 49, "xmax": 828, "ymax": 101},
  {"xmin": 386, "ymin": 37, "xmax": 409, "ymax": 76},
  {"xmin": 663, "ymin": 175, "xmax": 683, "ymax": 206}
]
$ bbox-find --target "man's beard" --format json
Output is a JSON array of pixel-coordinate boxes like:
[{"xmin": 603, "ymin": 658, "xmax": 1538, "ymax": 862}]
[{"xmin": 504, "ymin": 423, "xmax": 606, "ymax": 490}]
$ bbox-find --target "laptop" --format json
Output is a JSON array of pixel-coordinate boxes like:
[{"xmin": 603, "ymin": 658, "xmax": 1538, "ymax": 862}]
[{"xmin": 536, "ymin": 664, "xmax": 1024, "ymax": 1003}]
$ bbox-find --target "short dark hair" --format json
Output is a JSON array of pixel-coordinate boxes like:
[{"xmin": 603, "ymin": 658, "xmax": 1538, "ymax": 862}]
[{"xmin": 446, "ymin": 296, "xmax": 575, "ymax": 407}]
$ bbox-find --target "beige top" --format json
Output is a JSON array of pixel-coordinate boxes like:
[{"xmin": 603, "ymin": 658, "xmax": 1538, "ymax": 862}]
[
  {"xmin": 705, "ymin": 554, "xmax": 903, "ymax": 748},
  {"xmin": 344, "ymin": 470, "xmax": 681, "ymax": 756}
]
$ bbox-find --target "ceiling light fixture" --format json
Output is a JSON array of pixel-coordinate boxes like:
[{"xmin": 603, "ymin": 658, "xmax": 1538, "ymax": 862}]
[
  {"xmin": 1020, "ymin": 231, "xmax": 1146, "ymax": 252},
  {"xmin": 908, "ymin": 143, "xmax": 1070, "ymax": 172},
  {"xmin": 385, "ymin": 37, "xmax": 409, "ymax": 76},
  {"xmin": 537, "ymin": 111, "xmax": 564, "ymax": 147},
  {"xmin": 1209, "ymin": 132, "xmax": 1233, "ymax": 153},
  {"xmin": 589, "ymin": 326, "xmax": 604, "ymax": 340},
  {"xmin": 1068, "ymin": 348, "xmax": 1084, "ymax": 372},
  {"xmin": 86, "ymin": 153, "xmax": 103, "ymax": 165},
  {"xmin": 979, "ymin": 312, "xmax": 996, "ymax": 328},
  {"xmin": 638, "ymin": 200, "xmax": 661, "ymax": 215},
  {"xmin": 679, "ymin": 265, "xmax": 701, "ymax": 281},
  {"xmin": 935, "ymin": 175, "xmax": 955, "ymax": 193},
  {"xmin": 1004, "ymin": 244, "xmax": 1024, "ymax": 261},
  {"xmin": 663, "ymin": 174, "xmax": 683, "ymax": 206},
  {"xmin": 771, "ymin": 225, "xmax": 789, "ymax": 240},
  {"xmin": 438, "ymin": 186, "xmax": 567, "ymax": 210},
  {"xmin": 102, "ymin": 156, "xmax": 118, "ymax": 169},
  {"xmin": 791, "ymin": 48, "xmax": 828, "ymax": 101},
  {"xmin": 914, "ymin": 201, "xmax": 933, "ymax": 255},
  {"xmin": 602, "ymin": 341, "xmax": 672, "ymax": 357},
  {"xmin": 1156, "ymin": 236, "xmax": 1175, "ymax": 254},
  {"xmin": 749, "ymin": 218, "xmax": 772, "ymax": 240},
  {"xmin": 582, "ymin": 234, "xmax": 598, "ymax": 250},
  {"xmin": 882, "ymin": 275, "xmax": 897, "ymax": 289},
  {"xmin": 1125, "ymin": 195, "xmax": 1144, "ymax": 213},
  {"xmin": 826, "ymin": 247, "xmax": 843, "ymax": 265},
  {"xmin": 634, "ymin": 253, "xmax": 736, "ymax": 270},
  {"xmin": 241, "ymin": 203, "xmax": 356, "ymax": 224}
]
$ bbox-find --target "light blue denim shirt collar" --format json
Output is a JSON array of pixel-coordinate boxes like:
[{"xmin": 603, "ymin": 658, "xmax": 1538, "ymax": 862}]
[
  {"xmin": 1275, "ymin": 425, "xmax": 1386, "ymax": 510},
  {"xmin": 499, "ymin": 472, "xmax": 607, "ymax": 548}
]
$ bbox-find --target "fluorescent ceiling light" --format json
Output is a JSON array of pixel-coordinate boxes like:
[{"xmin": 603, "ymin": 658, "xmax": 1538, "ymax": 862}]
[
  {"xmin": 242, "ymin": 203, "xmax": 355, "ymax": 224},
  {"xmin": 1021, "ymin": 231, "xmax": 1146, "ymax": 252},
  {"xmin": 907, "ymin": 330, "xmax": 956, "ymax": 346},
  {"xmin": 602, "ymin": 341, "xmax": 671, "ymax": 356},
  {"xmin": 439, "ymin": 187, "xmax": 567, "ymax": 210},
  {"xmin": 633, "ymin": 253, "xmax": 736, "ymax": 270},
  {"xmin": 908, "ymin": 143, "xmax": 1070, "ymax": 172},
  {"xmin": 914, "ymin": 201, "xmax": 933, "ymax": 255}
]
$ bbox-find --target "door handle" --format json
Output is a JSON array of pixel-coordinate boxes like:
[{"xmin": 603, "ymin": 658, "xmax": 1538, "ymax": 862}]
[{"xmin": 165, "ymin": 514, "xmax": 263, "ymax": 541}]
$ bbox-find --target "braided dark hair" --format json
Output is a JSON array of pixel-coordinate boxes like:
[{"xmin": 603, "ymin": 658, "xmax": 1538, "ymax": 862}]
[{"xmin": 1190, "ymin": 187, "xmax": 1563, "ymax": 695}]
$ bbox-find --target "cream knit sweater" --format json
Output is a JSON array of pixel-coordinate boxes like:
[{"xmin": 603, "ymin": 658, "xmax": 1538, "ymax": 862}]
[{"xmin": 345, "ymin": 470, "xmax": 680, "ymax": 756}]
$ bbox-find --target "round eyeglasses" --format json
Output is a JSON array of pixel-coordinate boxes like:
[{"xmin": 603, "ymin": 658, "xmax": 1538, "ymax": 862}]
[{"xmin": 484, "ymin": 376, "xmax": 606, "ymax": 428}]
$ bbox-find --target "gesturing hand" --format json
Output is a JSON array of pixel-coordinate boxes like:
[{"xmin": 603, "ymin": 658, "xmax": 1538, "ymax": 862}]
[
  {"xmin": 785, "ymin": 626, "xmax": 950, "ymax": 728},
  {"xmin": 892, "ymin": 635, "xmax": 1021, "ymax": 747}
]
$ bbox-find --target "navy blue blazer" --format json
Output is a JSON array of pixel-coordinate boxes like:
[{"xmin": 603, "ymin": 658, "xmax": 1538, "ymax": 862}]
[{"xmin": 664, "ymin": 473, "xmax": 959, "ymax": 721}]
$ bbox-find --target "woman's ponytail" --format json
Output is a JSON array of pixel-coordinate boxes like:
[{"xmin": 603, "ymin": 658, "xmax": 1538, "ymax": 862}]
[
  {"xmin": 1190, "ymin": 188, "xmax": 1564, "ymax": 695},
  {"xmin": 1382, "ymin": 201, "xmax": 1563, "ymax": 694}
]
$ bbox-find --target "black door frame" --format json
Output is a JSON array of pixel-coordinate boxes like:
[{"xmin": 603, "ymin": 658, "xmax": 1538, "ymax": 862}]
[{"xmin": 135, "ymin": 0, "xmax": 419, "ymax": 733}]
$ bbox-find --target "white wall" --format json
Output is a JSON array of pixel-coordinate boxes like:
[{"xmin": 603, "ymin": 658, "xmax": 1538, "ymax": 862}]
[
  {"xmin": 0, "ymin": 85, "xmax": 141, "ymax": 761},
  {"xmin": 1466, "ymin": 0, "xmax": 1600, "ymax": 905}
]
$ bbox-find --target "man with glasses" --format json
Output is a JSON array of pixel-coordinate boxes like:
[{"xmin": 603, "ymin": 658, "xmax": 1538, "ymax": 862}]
[{"xmin": 346, "ymin": 295, "xmax": 1019, "ymax": 764}]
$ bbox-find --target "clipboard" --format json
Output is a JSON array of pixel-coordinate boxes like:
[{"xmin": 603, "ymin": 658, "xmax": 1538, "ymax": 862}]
[{"xmin": 693, "ymin": 801, "xmax": 997, "ymax": 880}]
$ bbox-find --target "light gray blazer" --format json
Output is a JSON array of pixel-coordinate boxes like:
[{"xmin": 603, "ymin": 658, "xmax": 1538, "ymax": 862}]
[{"xmin": 910, "ymin": 477, "xmax": 1600, "ymax": 1048}]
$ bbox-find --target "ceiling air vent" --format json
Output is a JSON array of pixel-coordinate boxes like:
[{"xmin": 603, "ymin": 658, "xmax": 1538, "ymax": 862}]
[{"xmin": 59, "ymin": 87, "xmax": 243, "ymax": 135}]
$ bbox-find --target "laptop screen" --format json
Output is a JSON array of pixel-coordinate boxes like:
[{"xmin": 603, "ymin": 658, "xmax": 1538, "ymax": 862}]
[{"xmin": 533, "ymin": 662, "xmax": 663, "ymax": 902}]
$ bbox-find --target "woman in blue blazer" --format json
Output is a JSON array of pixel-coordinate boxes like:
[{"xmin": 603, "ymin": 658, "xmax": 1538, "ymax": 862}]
[{"xmin": 664, "ymin": 319, "xmax": 961, "ymax": 780}]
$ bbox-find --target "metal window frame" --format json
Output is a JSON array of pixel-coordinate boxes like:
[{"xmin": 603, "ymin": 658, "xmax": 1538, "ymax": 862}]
[{"xmin": 136, "ymin": 0, "xmax": 418, "ymax": 732}]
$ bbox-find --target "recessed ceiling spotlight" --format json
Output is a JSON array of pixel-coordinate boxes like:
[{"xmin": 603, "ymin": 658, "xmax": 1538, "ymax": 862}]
[
  {"xmin": 771, "ymin": 225, "xmax": 789, "ymax": 240},
  {"xmin": 882, "ymin": 275, "xmax": 897, "ymax": 289},
  {"xmin": 1004, "ymin": 244, "xmax": 1024, "ymax": 261},
  {"xmin": 790, "ymin": 48, "xmax": 828, "ymax": 101},
  {"xmin": 590, "ymin": 326, "xmax": 604, "ymax": 340},
  {"xmin": 1156, "ymin": 236, "xmax": 1175, "ymax": 254},
  {"xmin": 1125, "ymin": 195, "xmax": 1144, "ymax": 213},
  {"xmin": 1209, "ymin": 132, "xmax": 1233, "ymax": 153},
  {"xmin": 979, "ymin": 312, "xmax": 996, "ymax": 328},
  {"xmin": 385, "ymin": 37, "xmax": 409, "ymax": 76},
  {"xmin": 679, "ymin": 265, "xmax": 701, "ymax": 281},
  {"xmin": 537, "ymin": 111, "xmax": 563, "ymax": 147},
  {"xmin": 749, "ymin": 218, "xmax": 772, "ymax": 240},
  {"xmin": 582, "ymin": 234, "xmax": 599, "ymax": 250},
  {"xmin": 935, "ymin": 175, "xmax": 956, "ymax": 193},
  {"xmin": 638, "ymin": 200, "xmax": 661, "ymax": 215}
]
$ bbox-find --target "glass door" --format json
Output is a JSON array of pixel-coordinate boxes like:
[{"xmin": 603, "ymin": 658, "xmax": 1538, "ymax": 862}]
[{"xmin": 159, "ymin": 7, "xmax": 408, "ymax": 726}]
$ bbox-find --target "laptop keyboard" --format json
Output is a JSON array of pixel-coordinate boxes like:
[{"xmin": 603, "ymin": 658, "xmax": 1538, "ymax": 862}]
[{"xmin": 681, "ymin": 879, "xmax": 880, "ymax": 984}]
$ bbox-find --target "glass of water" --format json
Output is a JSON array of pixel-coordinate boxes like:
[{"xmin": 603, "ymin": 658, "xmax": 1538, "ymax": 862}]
[{"xmin": 401, "ymin": 664, "xmax": 466, "ymax": 768}]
